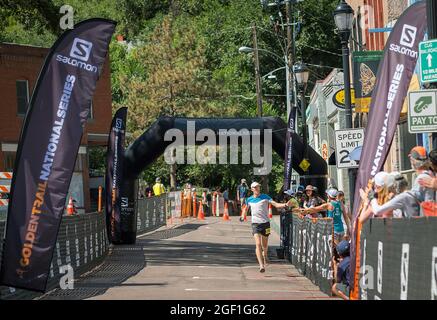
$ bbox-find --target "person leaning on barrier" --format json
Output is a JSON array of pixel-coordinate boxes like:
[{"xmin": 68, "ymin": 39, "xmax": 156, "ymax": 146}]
[
  {"xmin": 302, "ymin": 188, "xmax": 351, "ymax": 243},
  {"xmin": 283, "ymin": 189, "xmax": 301, "ymax": 213},
  {"xmin": 332, "ymin": 240, "xmax": 351, "ymax": 300},
  {"xmin": 418, "ymin": 149, "xmax": 437, "ymax": 190}
]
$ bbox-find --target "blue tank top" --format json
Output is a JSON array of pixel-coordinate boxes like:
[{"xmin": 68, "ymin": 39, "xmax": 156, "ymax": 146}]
[{"xmin": 327, "ymin": 200, "xmax": 344, "ymax": 233}]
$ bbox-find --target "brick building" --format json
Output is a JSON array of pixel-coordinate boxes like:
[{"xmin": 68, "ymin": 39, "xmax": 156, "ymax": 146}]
[{"xmin": 0, "ymin": 42, "xmax": 112, "ymax": 212}]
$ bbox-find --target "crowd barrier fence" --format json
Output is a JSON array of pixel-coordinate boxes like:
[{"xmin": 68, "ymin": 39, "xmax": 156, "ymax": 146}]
[
  {"xmin": 358, "ymin": 217, "xmax": 437, "ymax": 300},
  {"xmin": 0, "ymin": 194, "xmax": 168, "ymax": 300},
  {"xmin": 282, "ymin": 213, "xmax": 334, "ymax": 296}
]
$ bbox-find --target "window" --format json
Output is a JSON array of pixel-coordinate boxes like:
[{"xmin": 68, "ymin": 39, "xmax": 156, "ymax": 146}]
[
  {"xmin": 88, "ymin": 101, "xmax": 94, "ymax": 119},
  {"xmin": 16, "ymin": 80, "xmax": 29, "ymax": 115},
  {"xmin": 3, "ymin": 152, "xmax": 16, "ymax": 172}
]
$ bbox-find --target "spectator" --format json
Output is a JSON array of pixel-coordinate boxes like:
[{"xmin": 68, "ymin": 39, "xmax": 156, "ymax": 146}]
[
  {"xmin": 145, "ymin": 182, "xmax": 153, "ymax": 197},
  {"xmin": 418, "ymin": 149, "xmax": 437, "ymax": 190},
  {"xmin": 223, "ymin": 188, "xmax": 229, "ymax": 203},
  {"xmin": 409, "ymin": 146, "xmax": 435, "ymax": 203},
  {"xmin": 237, "ymin": 179, "xmax": 249, "ymax": 211},
  {"xmin": 153, "ymin": 177, "xmax": 166, "ymax": 196},
  {"xmin": 332, "ymin": 240, "xmax": 351, "ymax": 300},
  {"xmin": 303, "ymin": 185, "xmax": 326, "ymax": 218},
  {"xmin": 359, "ymin": 172, "xmax": 396, "ymax": 223},
  {"xmin": 283, "ymin": 189, "xmax": 301, "ymax": 213},
  {"xmin": 303, "ymin": 188, "xmax": 350, "ymax": 244}
]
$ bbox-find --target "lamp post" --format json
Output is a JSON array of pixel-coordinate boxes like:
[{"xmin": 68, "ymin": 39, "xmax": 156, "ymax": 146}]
[
  {"xmin": 293, "ymin": 62, "xmax": 310, "ymax": 168},
  {"xmin": 334, "ymin": 0, "xmax": 355, "ymax": 211}
]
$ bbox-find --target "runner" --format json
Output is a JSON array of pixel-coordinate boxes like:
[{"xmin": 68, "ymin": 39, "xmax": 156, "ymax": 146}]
[{"xmin": 243, "ymin": 181, "xmax": 288, "ymax": 273}]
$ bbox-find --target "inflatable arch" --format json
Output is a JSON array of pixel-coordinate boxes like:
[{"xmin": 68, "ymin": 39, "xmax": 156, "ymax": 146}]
[{"xmin": 118, "ymin": 117, "xmax": 328, "ymax": 243}]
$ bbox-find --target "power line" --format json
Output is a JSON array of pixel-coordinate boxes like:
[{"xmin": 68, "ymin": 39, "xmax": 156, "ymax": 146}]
[{"xmin": 297, "ymin": 43, "xmax": 341, "ymax": 57}]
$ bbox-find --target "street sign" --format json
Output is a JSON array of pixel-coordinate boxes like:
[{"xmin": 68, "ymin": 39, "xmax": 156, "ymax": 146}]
[
  {"xmin": 299, "ymin": 159, "xmax": 310, "ymax": 172},
  {"xmin": 334, "ymin": 128, "xmax": 364, "ymax": 169},
  {"xmin": 419, "ymin": 39, "xmax": 437, "ymax": 83},
  {"xmin": 321, "ymin": 140, "xmax": 328, "ymax": 161},
  {"xmin": 408, "ymin": 90, "xmax": 437, "ymax": 133}
]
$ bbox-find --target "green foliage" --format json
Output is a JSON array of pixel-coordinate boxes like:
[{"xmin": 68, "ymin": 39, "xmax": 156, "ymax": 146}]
[{"xmin": 1, "ymin": 0, "xmax": 341, "ymax": 196}]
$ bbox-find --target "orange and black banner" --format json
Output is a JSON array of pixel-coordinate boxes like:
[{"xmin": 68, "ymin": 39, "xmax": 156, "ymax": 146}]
[
  {"xmin": 0, "ymin": 19, "xmax": 115, "ymax": 292},
  {"xmin": 105, "ymin": 107, "xmax": 127, "ymax": 244}
]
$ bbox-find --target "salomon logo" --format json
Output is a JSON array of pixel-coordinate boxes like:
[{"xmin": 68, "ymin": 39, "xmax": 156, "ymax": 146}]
[
  {"xmin": 400, "ymin": 24, "xmax": 417, "ymax": 48},
  {"xmin": 70, "ymin": 38, "xmax": 92, "ymax": 62},
  {"xmin": 56, "ymin": 38, "xmax": 97, "ymax": 73}
]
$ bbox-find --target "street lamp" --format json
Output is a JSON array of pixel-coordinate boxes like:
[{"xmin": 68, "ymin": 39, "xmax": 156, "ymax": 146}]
[
  {"xmin": 334, "ymin": 0, "xmax": 356, "ymax": 210},
  {"xmin": 293, "ymin": 62, "xmax": 310, "ymax": 168},
  {"xmin": 238, "ymin": 46, "xmax": 292, "ymax": 117}
]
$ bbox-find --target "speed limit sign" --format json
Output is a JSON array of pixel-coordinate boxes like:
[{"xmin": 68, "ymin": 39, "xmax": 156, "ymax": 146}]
[{"xmin": 334, "ymin": 128, "xmax": 364, "ymax": 169}]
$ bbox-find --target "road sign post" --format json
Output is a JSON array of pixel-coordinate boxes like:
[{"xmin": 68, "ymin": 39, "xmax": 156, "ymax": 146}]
[
  {"xmin": 408, "ymin": 90, "xmax": 437, "ymax": 133},
  {"xmin": 419, "ymin": 39, "xmax": 437, "ymax": 83},
  {"xmin": 334, "ymin": 128, "xmax": 365, "ymax": 169}
]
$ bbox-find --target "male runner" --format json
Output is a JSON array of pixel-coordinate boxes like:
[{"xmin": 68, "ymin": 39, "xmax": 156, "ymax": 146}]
[{"xmin": 243, "ymin": 182, "xmax": 288, "ymax": 272}]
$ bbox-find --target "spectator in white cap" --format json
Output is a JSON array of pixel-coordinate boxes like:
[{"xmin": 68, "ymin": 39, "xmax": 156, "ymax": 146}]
[
  {"xmin": 242, "ymin": 181, "xmax": 289, "ymax": 273},
  {"xmin": 303, "ymin": 188, "xmax": 351, "ymax": 244}
]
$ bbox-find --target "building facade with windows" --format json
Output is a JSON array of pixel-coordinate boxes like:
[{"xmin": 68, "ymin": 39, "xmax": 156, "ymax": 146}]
[
  {"xmin": 307, "ymin": 0, "xmax": 432, "ymax": 204},
  {"xmin": 0, "ymin": 43, "xmax": 112, "ymax": 212}
]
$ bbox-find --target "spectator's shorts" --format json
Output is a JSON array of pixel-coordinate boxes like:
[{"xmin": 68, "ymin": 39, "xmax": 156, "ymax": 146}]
[
  {"xmin": 252, "ymin": 222, "xmax": 271, "ymax": 237},
  {"xmin": 336, "ymin": 283, "xmax": 350, "ymax": 296}
]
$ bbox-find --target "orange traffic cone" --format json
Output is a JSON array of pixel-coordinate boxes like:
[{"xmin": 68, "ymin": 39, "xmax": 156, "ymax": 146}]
[
  {"xmin": 67, "ymin": 197, "xmax": 75, "ymax": 216},
  {"xmin": 268, "ymin": 203, "xmax": 273, "ymax": 219},
  {"xmin": 223, "ymin": 202, "xmax": 230, "ymax": 221},
  {"xmin": 193, "ymin": 192, "xmax": 197, "ymax": 218},
  {"xmin": 197, "ymin": 200, "xmax": 205, "ymax": 220}
]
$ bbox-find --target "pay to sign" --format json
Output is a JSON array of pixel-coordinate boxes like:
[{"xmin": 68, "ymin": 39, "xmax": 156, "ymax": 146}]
[
  {"xmin": 334, "ymin": 128, "xmax": 364, "ymax": 169},
  {"xmin": 408, "ymin": 90, "xmax": 437, "ymax": 134}
]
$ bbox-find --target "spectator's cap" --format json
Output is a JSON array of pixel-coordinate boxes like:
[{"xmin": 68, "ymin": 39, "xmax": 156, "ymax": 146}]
[
  {"xmin": 192, "ymin": 188, "xmax": 196, "ymax": 191},
  {"xmin": 374, "ymin": 171, "xmax": 389, "ymax": 187},
  {"xmin": 305, "ymin": 185, "xmax": 314, "ymax": 191},
  {"xmin": 251, "ymin": 181, "xmax": 261, "ymax": 188},
  {"xmin": 390, "ymin": 171, "xmax": 404, "ymax": 181},
  {"xmin": 297, "ymin": 185, "xmax": 305, "ymax": 192},
  {"xmin": 326, "ymin": 188, "xmax": 338, "ymax": 198},
  {"xmin": 284, "ymin": 189, "xmax": 295, "ymax": 196},
  {"xmin": 336, "ymin": 240, "xmax": 350, "ymax": 256},
  {"xmin": 241, "ymin": 178, "xmax": 247, "ymax": 183},
  {"xmin": 429, "ymin": 149, "xmax": 437, "ymax": 166},
  {"xmin": 156, "ymin": 177, "xmax": 161, "ymax": 182},
  {"xmin": 409, "ymin": 146, "xmax": 428, "ymax": 161}
]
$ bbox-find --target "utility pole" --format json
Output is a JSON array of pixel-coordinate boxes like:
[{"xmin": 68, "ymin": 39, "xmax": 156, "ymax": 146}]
[
  {"xmin": 253, "ymin": 23, "xmax": 269, "ymax": 192},
  {"xmin": 253, "ymin": 23, "xmax": 263, "ymax": 117},
  {"xmin": 285, "ymin": 1, "xmax": 296, "ymax": 121}
]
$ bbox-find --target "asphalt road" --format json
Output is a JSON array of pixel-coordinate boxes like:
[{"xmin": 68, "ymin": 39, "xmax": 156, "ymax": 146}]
[{"xmin": 40, "ymin": 217, "xmax": 332, "ymax": 300}]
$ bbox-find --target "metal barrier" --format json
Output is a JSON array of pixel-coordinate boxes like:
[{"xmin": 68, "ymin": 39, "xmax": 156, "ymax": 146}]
[
  {"xmin": 136, "ymin": 195, "xmax": 167, "ymax": 234},
  {"xmin": 0, "ymin": 212, "xmax": 109, "ymax": 300},
  {"xmin": 0, "ymin": 194, "xmax": 168, "ymax": 299},
  {"xmin": 282, "ymin": 213, "xmax": 334, "ymax": 296},
  {"xmin": 358, "ymin": 217, "xmax": 437, "ymax": 300}
]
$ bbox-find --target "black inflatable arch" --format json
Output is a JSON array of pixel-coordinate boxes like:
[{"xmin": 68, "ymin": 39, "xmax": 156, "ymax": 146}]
[{"xmin": 119, "ymin": 116, "xmax": 327, "ymax": 243}]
